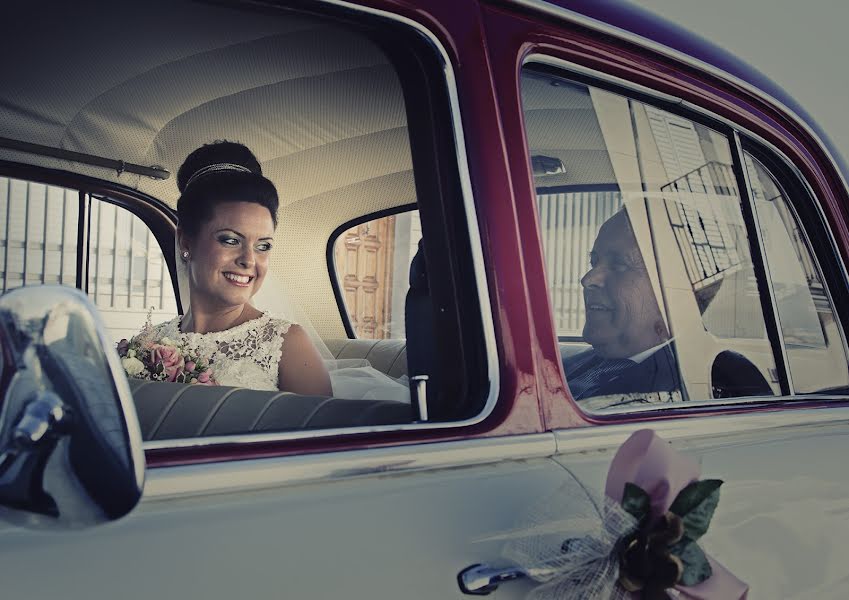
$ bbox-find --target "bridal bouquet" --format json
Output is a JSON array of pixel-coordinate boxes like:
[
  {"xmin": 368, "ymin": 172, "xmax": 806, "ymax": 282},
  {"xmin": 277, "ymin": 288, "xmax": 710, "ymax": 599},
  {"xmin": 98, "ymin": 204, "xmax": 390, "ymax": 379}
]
[{"xmin": 116, "ymin": 314, "xmax": 216, "ymax": 385}]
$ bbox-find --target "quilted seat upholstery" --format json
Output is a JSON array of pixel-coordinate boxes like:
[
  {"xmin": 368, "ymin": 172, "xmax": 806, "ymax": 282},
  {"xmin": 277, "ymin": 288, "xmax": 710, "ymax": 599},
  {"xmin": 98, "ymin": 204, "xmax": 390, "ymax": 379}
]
[
  {"xmin": 130, "ymin": 339, "xmax": 410, "ymax": 441},
  {"xmin": 324, "ymin": 338, "xmax": 407, "ymax": 378},
  {"xmin": 131, "ymin": 379, "xmax": 412, "ymax": 440}
]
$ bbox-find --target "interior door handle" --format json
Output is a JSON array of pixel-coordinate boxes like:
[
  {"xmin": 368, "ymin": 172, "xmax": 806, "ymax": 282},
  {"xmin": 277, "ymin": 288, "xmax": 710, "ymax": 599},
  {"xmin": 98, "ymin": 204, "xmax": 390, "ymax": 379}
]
[{"xmin": 457, "ymin": 563, "xmax": 527, "ymax": 595}]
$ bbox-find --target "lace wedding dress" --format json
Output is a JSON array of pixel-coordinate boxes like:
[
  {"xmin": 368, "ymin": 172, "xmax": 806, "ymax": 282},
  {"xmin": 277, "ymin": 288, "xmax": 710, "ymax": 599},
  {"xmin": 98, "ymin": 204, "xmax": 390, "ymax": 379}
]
[
  {"xmin": 150, "ymin": 312, "xmax": 411, "ymax": 402},
  {"xmin": 152, "ymin": 312, "xmax": 289, "ymax": 391}
]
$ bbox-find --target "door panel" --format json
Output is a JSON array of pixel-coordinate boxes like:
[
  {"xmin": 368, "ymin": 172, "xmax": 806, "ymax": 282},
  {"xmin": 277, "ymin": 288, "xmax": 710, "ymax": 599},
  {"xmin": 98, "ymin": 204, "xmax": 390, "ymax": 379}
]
[
  {"xmin": 0, "ymin": 454, "xmax": 570, "ymax": 599},
  {"xmin": 557, "ymin": 421, "xmax": 849, "ymax": 599}
]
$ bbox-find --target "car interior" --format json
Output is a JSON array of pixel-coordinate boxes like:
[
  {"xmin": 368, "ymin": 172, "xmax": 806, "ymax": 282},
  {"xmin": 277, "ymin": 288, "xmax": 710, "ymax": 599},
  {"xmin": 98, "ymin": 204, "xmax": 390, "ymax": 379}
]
[{"xmin": 0, "ymin": 0, "xmax": 492, "ymax": 439}]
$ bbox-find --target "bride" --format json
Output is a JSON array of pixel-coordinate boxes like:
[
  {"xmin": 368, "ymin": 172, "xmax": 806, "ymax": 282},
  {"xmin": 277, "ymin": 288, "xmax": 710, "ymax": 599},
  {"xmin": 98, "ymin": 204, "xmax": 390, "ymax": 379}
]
[{"xmin": 141, "ymin": 140, "xmax": 408, "ymax": 402}]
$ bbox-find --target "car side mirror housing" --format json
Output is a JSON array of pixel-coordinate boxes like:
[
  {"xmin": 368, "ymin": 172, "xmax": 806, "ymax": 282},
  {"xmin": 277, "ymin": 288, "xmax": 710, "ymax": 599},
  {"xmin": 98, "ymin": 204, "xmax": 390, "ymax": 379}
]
[{"xmin": 0, "ymin": 286, "xmax": 145, "ymax": 528}]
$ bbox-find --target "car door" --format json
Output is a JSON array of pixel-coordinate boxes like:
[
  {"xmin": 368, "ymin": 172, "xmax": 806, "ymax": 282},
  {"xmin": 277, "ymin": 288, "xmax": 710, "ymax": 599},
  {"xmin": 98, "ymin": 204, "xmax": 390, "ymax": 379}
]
[
  {"xmin": 0, "ymin": 1, "xmax": 569, "ymax": 598},
  {"xmin": 481, "ymin": 2, "xmax": 849, "ymax": 597}
]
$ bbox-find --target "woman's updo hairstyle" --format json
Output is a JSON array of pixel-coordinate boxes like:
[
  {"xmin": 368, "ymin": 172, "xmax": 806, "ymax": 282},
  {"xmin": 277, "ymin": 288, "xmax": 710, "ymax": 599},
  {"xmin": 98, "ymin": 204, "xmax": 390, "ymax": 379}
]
[{"xmin": 176, "ymin": 141, "xmax": 279, "ymax": 238}]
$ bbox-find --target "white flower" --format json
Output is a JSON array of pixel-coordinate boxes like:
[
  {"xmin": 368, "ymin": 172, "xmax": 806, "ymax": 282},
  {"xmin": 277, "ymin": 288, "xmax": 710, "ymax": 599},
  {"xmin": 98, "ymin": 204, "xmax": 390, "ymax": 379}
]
[
  {"xmin": 122, "ymin": 356, "xmax": 145, "ymax": 377},
  {"xmin": 159, "ymin": 336, "xmax": 176, "ymax": 347},
  {"xmin": 127, "ymin": 349, "xmax": 136, "ymax": 359}
]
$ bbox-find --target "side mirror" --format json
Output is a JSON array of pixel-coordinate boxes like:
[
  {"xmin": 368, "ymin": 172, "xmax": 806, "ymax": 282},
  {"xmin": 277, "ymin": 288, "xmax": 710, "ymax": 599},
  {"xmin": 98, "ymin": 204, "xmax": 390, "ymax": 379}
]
[{"xmin": 0, "ymin": 286, "xmax": 144, "ymax": 528}]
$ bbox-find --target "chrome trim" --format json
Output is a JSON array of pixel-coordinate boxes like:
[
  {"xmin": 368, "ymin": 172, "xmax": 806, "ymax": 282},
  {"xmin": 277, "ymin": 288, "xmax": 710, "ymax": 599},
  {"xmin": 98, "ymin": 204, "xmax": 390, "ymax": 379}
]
[
  {"xmin": 740, "ymin": 145, "xmax": 849, "ymax": 361},
  {"xmin": 586, "ymin": 393, "xmax": 849, "ymax": 416},
  {"xmin": 458, "ymin": 564, "xmax": 527, "ymax": 594},
  {"xmin": 142, "ymin": 433, "xmax": 555, "ymax": 499},
  {"xmin": 509, "ymin": 0, "xmax": 849, "ymax": 201},
  {"xmin": 733, "ymin": 130, "xmax": 794, "ymax": 394},
  {"xmin": 554, "ymin": 405, "xmax": 849, "ymax": 456},
  {"xmin": 141, "ymin": 0, "xmax": 500, "ymax": 451}
]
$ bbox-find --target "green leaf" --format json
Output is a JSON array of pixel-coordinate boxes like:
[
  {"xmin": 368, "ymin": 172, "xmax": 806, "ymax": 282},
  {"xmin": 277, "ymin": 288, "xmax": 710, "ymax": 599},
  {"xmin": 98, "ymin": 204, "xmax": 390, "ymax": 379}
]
[
  {"xmin": 621, "ymin": 482, "xmax": 651, "ymax": 521},
  {"xmin": 670, "ymin": 539, "xmax": 713, "ymax": 586},
  {"xmin": 669, "ymin": 480, "xmax": 722, "ymax": 541}
]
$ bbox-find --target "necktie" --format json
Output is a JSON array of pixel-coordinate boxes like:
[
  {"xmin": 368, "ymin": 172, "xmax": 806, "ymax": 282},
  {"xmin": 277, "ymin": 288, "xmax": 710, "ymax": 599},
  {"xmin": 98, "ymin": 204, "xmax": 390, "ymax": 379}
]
[{"xmin": 569, "ymin": 356, "xmax": 635, "ymax": 400}]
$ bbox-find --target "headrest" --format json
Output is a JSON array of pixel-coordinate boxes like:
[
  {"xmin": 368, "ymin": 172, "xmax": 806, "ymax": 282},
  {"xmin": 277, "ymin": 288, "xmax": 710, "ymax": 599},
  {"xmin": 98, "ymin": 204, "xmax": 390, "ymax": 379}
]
[{"xmin": 408, "ymin": 238, "xmax": 429, "ymax": 291}]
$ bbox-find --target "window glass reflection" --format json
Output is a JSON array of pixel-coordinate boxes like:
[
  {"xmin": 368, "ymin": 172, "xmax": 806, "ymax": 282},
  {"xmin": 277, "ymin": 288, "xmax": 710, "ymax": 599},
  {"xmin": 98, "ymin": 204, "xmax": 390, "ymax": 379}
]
[
  {"xmin": 745, "ymin": 154, "xmax": 849, "ymax": 393},
  {"xmin": 522, "ymin": 68, "xmax": 780, "ymax": 410}
]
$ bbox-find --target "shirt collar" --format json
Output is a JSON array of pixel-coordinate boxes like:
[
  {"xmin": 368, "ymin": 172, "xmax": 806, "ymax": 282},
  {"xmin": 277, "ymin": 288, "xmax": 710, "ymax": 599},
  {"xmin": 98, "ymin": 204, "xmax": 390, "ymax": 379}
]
[{"xmin": 628, "ymin": 338, "xmax": 674, "ymax": 364}]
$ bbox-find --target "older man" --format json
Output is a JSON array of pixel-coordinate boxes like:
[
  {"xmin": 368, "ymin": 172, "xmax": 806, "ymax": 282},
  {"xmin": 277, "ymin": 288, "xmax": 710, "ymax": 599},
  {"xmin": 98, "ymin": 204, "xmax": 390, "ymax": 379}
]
[{"xmin": 564, "ymin": 210, "xmax": 680, "ymax": 401}]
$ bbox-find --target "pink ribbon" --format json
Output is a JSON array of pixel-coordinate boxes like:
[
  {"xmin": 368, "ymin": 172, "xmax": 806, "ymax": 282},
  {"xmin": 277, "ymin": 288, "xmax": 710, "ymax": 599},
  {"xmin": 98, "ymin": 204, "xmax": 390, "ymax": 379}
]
[{"xmin": 605, "ymin": 429, "xmax": 748, "ymax": 599}]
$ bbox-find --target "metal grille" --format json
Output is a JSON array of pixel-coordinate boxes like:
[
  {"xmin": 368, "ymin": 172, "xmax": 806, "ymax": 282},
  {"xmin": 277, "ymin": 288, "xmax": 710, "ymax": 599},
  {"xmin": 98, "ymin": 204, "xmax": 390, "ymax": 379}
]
[
  {"xmin": 661, "ymin": 161, "xmax": 744, "ymax": 291},
  {"xmin": 0, "ymin": 176, "xmax": 79, "ymax": 292},
  {"xmin": 0, "ymin": 177, "xmax": 177, "ymax": 341},
  {"xmin": 87, "ymin": 199, "xmax": 177, "ymax": 341},
  {"xmin": 87, "ymin": 199, "xmax": 174, "ymax": 311}
]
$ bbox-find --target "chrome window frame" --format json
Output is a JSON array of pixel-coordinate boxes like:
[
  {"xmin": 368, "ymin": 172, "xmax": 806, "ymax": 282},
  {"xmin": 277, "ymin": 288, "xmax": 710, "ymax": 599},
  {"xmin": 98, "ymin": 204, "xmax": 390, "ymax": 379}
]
[
  {"xmin": 143, "ymin": 0, "xmax": 500, "ymax": 451},
  {"xmin": 521, "ymin": 52, "xmax": 849, "ymax": 411},
  {"xmin": 737, "ymin": 141, "xmax": 849, "ymax": 390}
]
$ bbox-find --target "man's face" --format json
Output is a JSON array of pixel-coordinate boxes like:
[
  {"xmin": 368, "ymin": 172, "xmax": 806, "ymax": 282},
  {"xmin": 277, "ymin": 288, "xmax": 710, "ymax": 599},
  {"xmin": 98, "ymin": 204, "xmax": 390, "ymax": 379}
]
[{"xmin": 581, "ymin": 212, "xmax": 668, "ymax": 358}]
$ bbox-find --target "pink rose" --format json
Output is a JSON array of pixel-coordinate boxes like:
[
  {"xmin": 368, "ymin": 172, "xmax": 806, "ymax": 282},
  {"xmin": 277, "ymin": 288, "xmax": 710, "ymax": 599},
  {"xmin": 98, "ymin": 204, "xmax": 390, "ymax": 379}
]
[
  {"xmin": 151, "ymin": 344, "xmax": 184, "ymax": 382},
  {"xmin": 185, "ymin": 361, "xmax": 196, "ymax": 372},
  {"xmin": 197, "ymin": 370, "xmax": 212, "ymax": 384}
]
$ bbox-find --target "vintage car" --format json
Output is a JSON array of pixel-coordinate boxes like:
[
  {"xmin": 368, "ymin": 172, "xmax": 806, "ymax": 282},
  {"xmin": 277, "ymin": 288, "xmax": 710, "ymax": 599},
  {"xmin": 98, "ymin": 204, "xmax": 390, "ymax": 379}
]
[{"xmin": 0, "ymin": 0, "xmax": 848, "ymax": 597}]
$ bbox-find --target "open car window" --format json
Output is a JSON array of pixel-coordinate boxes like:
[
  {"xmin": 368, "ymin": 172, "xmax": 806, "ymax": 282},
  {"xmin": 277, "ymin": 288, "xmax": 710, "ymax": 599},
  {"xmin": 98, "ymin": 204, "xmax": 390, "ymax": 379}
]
[
  {"xmin": 0, "ymin": 0, "xmax": 492, "ymax": 442},
  {"xmin": 521, "ymin": 64, "xmax": 847, "ymax": 412},
  {"xmin": 330, "ymin": 208, "xmax": 420, "ymax": 340},
  {"xmin": 0, "ymin": 178, "xmax": 176, "ymax": 343}
]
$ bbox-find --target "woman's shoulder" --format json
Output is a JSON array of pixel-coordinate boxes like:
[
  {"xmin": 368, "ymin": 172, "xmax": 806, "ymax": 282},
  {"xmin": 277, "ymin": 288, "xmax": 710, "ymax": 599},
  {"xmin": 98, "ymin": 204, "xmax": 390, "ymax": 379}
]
[{"xmin": 257, "ymin": 313, "xmax": 294, "ymax": 341}]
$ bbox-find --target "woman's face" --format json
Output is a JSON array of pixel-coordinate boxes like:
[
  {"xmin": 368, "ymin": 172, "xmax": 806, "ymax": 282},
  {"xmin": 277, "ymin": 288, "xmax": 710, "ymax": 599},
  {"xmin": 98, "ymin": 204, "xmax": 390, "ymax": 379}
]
[{"xmin": 180, "ymin": 201, "xmax": 275, "ymax": 312}]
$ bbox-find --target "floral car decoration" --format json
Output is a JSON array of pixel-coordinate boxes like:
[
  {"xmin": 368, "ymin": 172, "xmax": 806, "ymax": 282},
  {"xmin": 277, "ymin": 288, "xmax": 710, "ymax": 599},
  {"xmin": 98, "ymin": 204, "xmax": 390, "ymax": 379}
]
[{"xmin": 501, "ymin": 429, "xmax": 747, "ymax": 600}]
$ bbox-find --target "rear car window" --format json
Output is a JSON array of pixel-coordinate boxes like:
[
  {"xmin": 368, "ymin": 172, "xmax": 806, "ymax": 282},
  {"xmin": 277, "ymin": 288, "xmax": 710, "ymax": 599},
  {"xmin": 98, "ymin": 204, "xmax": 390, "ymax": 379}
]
[
  {"xmin": 330, "ymin": 209, "xmax": 420, "ymax": 339},
  {"xmin": 521, "ymin": 64, "xmax": 848, "ymax": 411}
]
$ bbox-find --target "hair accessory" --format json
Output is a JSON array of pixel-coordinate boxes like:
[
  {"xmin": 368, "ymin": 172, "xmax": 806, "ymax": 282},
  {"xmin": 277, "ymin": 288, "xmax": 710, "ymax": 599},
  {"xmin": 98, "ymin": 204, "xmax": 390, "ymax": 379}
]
[
  {"xmin": 185, "ymin": 162, "xmax": 252, "ymax": 188},
  {"xmin": 182, "ymin": 251, "xmax": 190, "ymax": 260}
]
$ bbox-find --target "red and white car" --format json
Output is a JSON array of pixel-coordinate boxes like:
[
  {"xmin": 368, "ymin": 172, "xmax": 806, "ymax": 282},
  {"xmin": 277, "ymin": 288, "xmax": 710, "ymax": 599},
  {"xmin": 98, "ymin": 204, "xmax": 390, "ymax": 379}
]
[{"xmin": 0, "ymin": 1, "xmax": 847, "ymax": 598}]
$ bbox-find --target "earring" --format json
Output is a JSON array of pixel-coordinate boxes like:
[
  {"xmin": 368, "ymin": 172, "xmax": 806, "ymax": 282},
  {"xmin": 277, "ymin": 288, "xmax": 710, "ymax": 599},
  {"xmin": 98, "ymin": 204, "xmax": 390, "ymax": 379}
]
[{"xmin": 182, "ymin": 251, "xmax": 190, "ymax": 260}]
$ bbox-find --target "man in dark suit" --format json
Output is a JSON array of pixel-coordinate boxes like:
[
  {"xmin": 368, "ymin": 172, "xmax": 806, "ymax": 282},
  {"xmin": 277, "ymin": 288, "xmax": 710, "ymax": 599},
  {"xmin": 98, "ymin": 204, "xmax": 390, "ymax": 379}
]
[{"xmin": 564, "ymin": 210, "xmax": 680, "ymax": 401}]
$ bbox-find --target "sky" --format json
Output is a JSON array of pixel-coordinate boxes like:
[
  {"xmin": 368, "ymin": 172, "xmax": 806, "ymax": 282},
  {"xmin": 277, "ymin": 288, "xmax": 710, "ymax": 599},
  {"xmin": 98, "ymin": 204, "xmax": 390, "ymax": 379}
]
[{"xmin": 630, "ymin": 0, "xmax": 849, "ymax": 165}]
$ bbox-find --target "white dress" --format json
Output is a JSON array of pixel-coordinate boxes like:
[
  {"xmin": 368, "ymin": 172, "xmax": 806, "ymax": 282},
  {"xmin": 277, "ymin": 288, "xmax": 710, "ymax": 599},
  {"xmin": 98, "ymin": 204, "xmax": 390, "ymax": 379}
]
[
  {"xmin": 152, "ymin": 312, "xmax": 290, "ymax": 391},
  {"xmin": 150, "ymin": 312, "xmax": 410, "ymax": 402}
]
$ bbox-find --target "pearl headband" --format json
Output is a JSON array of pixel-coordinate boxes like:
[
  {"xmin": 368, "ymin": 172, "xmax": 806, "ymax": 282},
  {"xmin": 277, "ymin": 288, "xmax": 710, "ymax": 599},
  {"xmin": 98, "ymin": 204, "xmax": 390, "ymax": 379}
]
[{"xmin": 184, "ymin": 162, "xmax": 253, "ymax": 188}]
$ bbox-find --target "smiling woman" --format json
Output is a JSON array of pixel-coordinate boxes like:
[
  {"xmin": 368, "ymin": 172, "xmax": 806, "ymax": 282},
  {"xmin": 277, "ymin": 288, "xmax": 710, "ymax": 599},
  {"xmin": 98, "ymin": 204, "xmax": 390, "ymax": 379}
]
[{"xmin": 135, "ymin": 140, "xmax": 333, "ymax": 396}]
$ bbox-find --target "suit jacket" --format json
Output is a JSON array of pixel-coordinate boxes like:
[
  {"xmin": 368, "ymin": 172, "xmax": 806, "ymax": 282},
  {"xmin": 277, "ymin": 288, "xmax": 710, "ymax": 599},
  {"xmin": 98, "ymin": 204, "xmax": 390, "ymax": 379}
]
[{"xmin": 563, "ymin": 343, "xmax": 681, "ymax": 400}]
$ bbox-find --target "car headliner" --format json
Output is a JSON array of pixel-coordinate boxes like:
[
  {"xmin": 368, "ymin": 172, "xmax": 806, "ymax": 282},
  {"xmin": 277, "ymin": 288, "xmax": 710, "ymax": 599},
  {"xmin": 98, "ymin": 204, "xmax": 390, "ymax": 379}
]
[{"xmin": 0, "ymin": 0, "xmax": 419, "ymax": 337}]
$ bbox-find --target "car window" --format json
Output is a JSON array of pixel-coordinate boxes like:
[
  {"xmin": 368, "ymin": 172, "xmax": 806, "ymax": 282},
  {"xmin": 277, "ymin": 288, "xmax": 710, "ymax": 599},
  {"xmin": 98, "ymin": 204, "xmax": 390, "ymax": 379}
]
[
  {"xmin": 0, "ymin": 1, "xmax": 491, "ymax": 440},
  {"xmin": 0, "ymin": 178, "xmax": 177, "ymax": 343},
  {"xmin": 331, "ymin": 209, "xmax": 420, "ymax": 339},
  {"xmin": 521, "ymin": 66, "xmax": 784, "ymax": 411},
  {"xmin": 743, "ymin": 152, "xmax": 849, "ymax": 393},
  {"xmin": 87, "ymin": 198, "xmax": 177, "ymax": 343}
]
